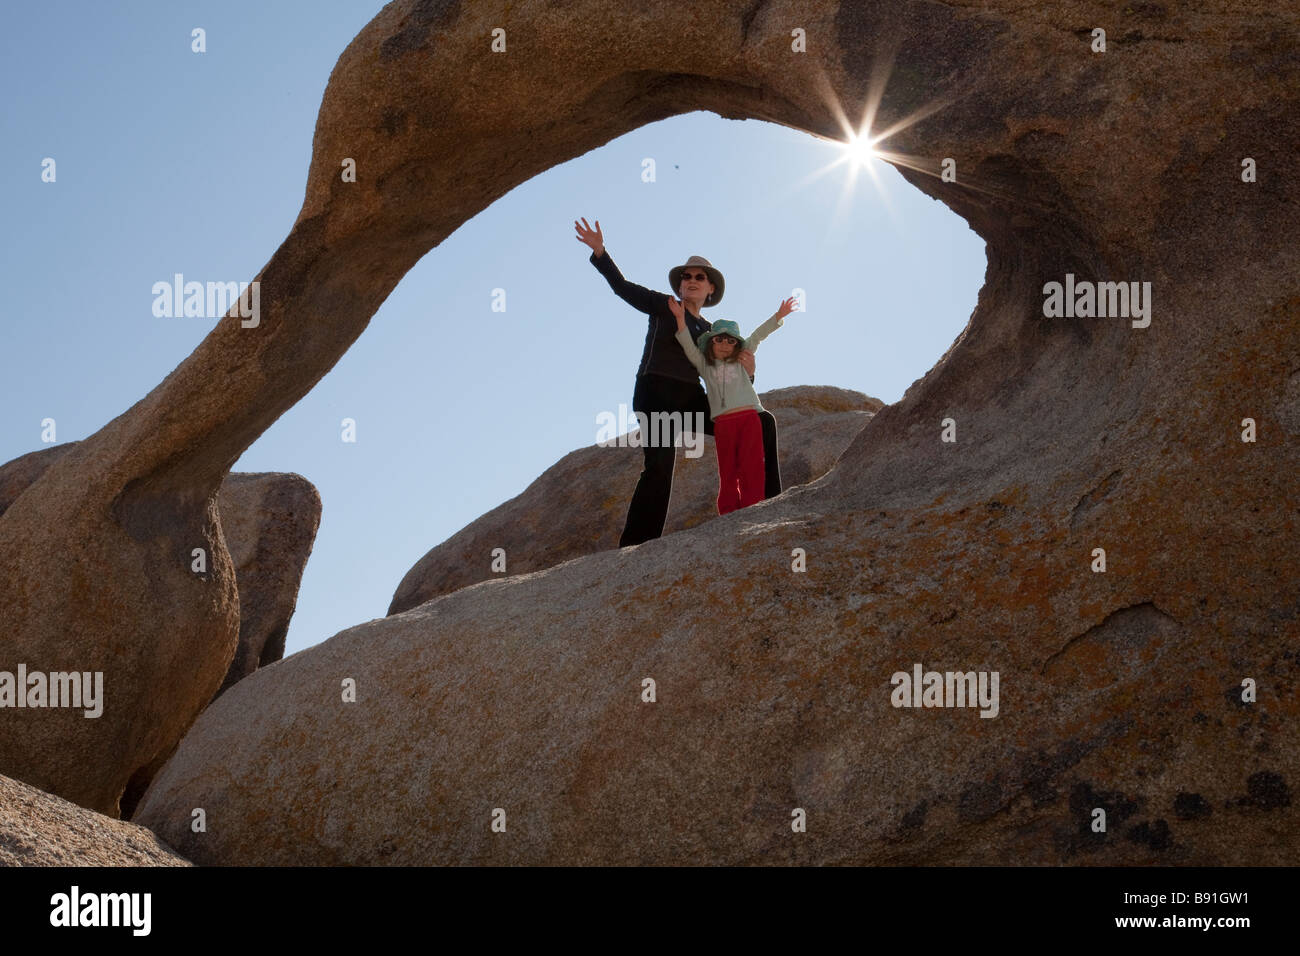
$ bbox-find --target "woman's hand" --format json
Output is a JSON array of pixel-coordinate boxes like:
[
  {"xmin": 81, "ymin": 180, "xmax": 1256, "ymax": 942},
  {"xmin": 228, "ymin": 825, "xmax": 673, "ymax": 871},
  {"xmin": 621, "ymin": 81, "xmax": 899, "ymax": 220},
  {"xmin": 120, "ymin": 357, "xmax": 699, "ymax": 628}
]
[
  {"xmin": 776, "ymin": 296, "xmax": 799, "ymax": 319},
  {"xmin": 574, "ymin": 217, "xmax": 605, "ymax": 257},
  {"xmin": 667, "ymin": 295, "xmax": 685, "ymax": 329}
]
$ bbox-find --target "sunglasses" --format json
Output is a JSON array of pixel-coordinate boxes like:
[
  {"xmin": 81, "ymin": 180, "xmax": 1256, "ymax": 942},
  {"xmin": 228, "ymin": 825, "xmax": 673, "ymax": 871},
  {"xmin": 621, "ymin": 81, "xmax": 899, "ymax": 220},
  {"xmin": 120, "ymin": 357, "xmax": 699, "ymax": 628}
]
[
  {"xmin": 680, "ymin": 272, "xmax": 709, "ymax": 282},
  {"xmin": 711, "ymin": 335, "xmax": 737, "ymax": 345}
]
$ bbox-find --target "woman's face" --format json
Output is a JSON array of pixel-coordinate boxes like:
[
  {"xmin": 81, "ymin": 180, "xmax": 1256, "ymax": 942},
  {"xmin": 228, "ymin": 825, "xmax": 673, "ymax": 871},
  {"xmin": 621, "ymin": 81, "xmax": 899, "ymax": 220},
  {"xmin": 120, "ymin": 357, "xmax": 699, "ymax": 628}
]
[{"xmin": 679, "ymin": 270, "xmax": 715, "ymax": 306}]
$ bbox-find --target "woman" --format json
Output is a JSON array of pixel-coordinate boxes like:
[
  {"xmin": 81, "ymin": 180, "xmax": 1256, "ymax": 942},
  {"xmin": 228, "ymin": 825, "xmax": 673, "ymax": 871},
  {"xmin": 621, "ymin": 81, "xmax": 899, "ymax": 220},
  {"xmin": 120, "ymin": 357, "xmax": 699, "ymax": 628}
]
[{"xmin": 574, "ymin": 217, "xmax": 782, "ymax": 547}]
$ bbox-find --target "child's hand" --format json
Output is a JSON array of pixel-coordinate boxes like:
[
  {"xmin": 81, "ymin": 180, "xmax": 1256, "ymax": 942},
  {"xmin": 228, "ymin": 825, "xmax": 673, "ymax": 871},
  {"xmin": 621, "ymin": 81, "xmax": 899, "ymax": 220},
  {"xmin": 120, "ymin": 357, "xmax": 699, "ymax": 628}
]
[
  {"xmin": 776, "ymin": 296, "xmax": 799, "ymax": 319},
  {"xmin": 667, "ymin": 296, "xmax": 685, "ymax": 327}
]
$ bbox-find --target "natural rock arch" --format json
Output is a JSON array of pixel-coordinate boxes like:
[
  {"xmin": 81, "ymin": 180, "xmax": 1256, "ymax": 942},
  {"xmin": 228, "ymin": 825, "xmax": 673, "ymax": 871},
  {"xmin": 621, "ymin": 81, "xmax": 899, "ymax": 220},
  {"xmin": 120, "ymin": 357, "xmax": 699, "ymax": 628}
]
[{"xmin": 2, "ymin": 0, "xmax": 1296, "ymax": 865}]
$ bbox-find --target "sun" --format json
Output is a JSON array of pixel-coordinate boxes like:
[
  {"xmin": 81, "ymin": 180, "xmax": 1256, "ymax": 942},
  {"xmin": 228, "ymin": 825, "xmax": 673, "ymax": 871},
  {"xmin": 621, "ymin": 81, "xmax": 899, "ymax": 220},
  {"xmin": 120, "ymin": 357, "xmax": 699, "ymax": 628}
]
[
  {"xmin": 779, "ymin": 57, "xmax": 967, "ymax": 232},
  {"xmin": 778, "ymin": 126, "xmax": 897, "ymax": 233},
  {"xmin": 845, "ymin": 133, "xmax": 880, "ymax": 167}
]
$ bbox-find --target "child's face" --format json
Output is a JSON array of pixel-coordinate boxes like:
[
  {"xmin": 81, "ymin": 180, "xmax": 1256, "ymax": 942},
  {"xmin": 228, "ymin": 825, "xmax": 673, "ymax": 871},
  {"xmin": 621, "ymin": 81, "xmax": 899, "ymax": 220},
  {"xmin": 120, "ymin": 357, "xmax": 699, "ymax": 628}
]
[{"xmin": 710, "ymin": 335, "xmax": 737, "ymax": 361}]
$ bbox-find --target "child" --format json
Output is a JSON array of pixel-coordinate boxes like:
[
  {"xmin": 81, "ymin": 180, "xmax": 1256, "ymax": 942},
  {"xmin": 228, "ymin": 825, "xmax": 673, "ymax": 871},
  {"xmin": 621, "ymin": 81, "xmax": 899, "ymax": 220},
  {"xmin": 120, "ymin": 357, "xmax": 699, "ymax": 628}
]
[{"xmin": 669, "ymin": 295, "xmax": 799, "ymax": 515}]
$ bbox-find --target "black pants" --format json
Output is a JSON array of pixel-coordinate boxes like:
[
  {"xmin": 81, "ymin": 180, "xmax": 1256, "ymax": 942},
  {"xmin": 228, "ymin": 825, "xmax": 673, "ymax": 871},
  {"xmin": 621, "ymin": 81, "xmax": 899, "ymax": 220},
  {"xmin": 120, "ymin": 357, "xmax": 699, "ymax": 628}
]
[{"xmin": 619, "ymin": 373, "xmax": 781, "ymax": 547}]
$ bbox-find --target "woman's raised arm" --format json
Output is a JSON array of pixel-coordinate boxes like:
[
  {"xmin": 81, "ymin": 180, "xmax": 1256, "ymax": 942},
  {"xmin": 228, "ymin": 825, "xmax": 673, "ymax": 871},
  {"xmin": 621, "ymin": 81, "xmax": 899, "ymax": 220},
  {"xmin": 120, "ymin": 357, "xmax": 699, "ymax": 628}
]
[
  {"xmin": 574, "ymin": 217, "xmax": 604, "ymax": 257},
  {"xmin": 577, "ymin": 217, "xmax": 667, "ymax": 315}
]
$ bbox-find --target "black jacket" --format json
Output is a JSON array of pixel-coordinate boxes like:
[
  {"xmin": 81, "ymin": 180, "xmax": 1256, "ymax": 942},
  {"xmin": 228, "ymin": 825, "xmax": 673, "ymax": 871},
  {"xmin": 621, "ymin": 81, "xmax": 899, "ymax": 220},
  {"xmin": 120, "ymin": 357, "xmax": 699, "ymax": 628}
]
[{"xmin": 590, "ymin": 250, "xmax": 712, "ymax": 384}]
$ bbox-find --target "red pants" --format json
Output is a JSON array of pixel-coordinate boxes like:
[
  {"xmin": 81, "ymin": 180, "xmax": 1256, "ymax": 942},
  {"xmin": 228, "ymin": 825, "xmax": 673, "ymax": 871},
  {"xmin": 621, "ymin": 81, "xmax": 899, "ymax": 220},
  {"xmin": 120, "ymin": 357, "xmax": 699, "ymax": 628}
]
[{"xmin": 713, "ymin": 409, "xmax": 765, "ymax": 515}]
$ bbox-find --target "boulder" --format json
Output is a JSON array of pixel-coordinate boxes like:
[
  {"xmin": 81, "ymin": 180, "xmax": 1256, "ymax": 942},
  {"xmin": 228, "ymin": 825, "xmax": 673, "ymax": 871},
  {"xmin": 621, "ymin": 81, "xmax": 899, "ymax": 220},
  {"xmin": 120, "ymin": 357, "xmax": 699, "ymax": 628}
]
[
  {"xmin": 210, "ymin": 472, "xmax": 322, "ymax": 695},
  {"xmin": 6, "ymin": 0, "xmax": 1296, "ymax": 863},
  {"xmin": 0, "ymin": 449, "xmax": 319, "ymax": 700},
  {"xmin": 134, "ymin": 0, "xmax": 1300, "ymax": 865},
  {"xmin": 0, "ymin": 447, "xmax": 319, "ymax": 816},
  {"xmin": 0, "ymin": 773, "xmax": 189, "ymax": 866},
  {"xmin": 390, "ymin": 386, "xmax": 881, "ymax": 613},
  {"xmin": 117, "ymin": 471, "xmax": 322, "ymax": 819}
]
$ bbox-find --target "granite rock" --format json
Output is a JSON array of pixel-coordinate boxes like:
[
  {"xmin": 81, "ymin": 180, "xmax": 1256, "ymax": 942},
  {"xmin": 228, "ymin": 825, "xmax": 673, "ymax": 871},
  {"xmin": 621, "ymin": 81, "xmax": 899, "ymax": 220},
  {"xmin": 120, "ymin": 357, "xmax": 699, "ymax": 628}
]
[
  {"xmin": 0, "ymin": 773, "xmax": 189, "ymax": 866},
  {"xmin": 8, "ymin": 0, "xmax": 1297, "ymax": 860},
  {"xmin": 389, "ymin": 386, "xmax": 881, "ymax": 613},
  {"xmin": 0, "ymin": 447, "xmax": 319, "ymax": 816}
]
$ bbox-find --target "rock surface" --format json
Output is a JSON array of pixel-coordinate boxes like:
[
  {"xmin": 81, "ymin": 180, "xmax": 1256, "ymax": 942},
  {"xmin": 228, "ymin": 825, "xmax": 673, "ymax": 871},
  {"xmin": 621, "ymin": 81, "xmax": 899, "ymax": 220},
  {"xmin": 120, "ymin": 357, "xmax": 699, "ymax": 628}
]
[
  {"xmin": 0, "ymin": 773, "xmax": 189, "ymax": 866},
  {"xmin": 0, "ymin": 449, "xmax": 320, "ymax": 700},
  {"xmin": 211, "ymin": 472, "xmax": 322, "ymax": 694},
  {"xmin": 5, "ymin": 0, "xmax": 1296, "ymax": 862},
  {"xmin": 0, "ymin": 447, "xmax": 320, "ymax": 816},
  {"xmin": 117, "ymin": 471, "xmax": 322, "ymax": 819},
  {"xmin": 390, "ymin": 386, "xmax": 881, "ymax": 613},
  {"xmin": 0, "ymin": 444, "xmax": 78, "ymax": 513}
]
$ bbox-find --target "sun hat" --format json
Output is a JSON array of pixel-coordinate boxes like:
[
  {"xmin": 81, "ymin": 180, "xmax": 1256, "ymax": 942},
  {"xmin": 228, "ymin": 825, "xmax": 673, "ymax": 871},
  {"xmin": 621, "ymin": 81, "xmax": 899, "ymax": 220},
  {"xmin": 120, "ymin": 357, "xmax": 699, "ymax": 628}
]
[
  {"xmin": 669, "ymin": 255, "xmax": 725, "ymax": 306},
  {"xmin": 696, "ymin": 319, "xmax": 745, "ymax": 355}
]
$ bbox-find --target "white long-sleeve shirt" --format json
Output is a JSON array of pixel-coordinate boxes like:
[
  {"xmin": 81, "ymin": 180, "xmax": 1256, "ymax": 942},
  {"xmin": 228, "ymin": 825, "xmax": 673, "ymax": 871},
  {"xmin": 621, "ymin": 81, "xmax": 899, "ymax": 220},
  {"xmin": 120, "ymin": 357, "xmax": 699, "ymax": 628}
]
[{"xmin": 675, "ymin": 312, "xmax": 784, "ymax": 419}]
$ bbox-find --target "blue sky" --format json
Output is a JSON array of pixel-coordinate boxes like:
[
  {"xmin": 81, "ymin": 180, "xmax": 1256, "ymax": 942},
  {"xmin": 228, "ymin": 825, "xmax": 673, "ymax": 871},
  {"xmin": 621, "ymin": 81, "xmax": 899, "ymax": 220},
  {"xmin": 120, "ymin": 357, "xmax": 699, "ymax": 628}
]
[{"xmin": 1, "ymin": 2, "xmax": 986, "ymax": 657}]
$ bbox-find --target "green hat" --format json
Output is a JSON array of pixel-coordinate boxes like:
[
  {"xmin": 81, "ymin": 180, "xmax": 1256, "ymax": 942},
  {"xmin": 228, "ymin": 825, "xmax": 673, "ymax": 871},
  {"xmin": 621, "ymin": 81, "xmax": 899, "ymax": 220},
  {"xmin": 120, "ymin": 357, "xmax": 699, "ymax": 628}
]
[
  {"xmin": 697, "ymin": 319, "xmax": 745, "ymax": 355},
  {"xmin": 669, "ymin": 255, "xmax": 725, "ymax": 307}
]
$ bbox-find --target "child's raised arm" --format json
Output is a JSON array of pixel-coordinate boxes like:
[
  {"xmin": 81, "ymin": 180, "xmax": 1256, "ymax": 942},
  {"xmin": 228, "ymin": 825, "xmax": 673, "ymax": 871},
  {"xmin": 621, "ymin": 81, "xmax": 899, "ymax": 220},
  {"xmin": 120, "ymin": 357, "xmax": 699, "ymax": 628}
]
[
  {"xmin": 746, "ymin": 296, "xmax": 800, "ymax": 352},
  {"xmin": 669, "ymin": 297, "xmax": 707, "ymax": 374},
  {"xmin": 667, "ymin": 295, "xmax": 686, "ymax": 331}
]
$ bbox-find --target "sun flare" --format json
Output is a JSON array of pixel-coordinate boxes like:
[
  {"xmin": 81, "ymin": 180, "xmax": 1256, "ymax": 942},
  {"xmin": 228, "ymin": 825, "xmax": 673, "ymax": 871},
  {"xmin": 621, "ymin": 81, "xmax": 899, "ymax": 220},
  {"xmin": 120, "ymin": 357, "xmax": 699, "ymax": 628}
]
[
  {"xmin": 780, "ymin": 52, "xmax": 970, "ymax": 233},
  {"xmin": 845, "ymin": 133, "xmax": 880, "ymax": 167}
]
